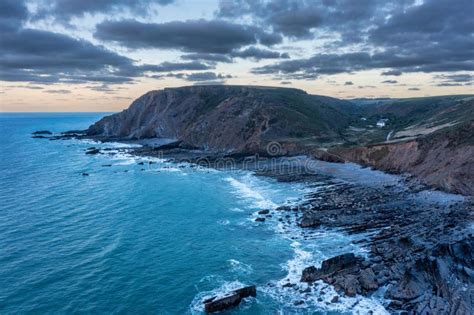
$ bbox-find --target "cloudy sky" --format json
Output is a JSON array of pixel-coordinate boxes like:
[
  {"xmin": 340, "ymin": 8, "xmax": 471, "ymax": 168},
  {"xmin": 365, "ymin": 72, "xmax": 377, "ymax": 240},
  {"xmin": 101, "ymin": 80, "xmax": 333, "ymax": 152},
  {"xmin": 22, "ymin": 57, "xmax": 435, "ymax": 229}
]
[{"xmin": 1, "ymin": 0, "xmax": 473, "ymax": 111}]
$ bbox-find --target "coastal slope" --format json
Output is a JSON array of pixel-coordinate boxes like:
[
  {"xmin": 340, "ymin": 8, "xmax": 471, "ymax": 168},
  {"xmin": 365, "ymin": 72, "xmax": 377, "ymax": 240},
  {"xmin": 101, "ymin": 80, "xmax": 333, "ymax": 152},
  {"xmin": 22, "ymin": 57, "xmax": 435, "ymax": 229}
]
[
  {"xmin": 87, "ymin": 85, "xmax": 354, "ymax": 154},
  {"xmin": 86, "ymin": 85, "xmax": 474, "ymax": 195}
]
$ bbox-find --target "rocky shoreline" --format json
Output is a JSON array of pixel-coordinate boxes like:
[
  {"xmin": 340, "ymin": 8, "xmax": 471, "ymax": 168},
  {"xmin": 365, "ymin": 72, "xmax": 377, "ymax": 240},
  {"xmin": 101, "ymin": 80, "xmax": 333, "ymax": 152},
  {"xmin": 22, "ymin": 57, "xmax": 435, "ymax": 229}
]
[{"xmin": 35, "ymin": 131, "xmax": 473, "ymax": 313}]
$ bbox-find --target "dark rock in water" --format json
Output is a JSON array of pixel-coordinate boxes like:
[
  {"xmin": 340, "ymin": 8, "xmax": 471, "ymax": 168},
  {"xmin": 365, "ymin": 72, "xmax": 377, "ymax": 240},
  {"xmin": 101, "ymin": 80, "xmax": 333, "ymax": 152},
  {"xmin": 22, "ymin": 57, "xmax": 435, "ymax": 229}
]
[
  {"xmin": 62, "ymin": 130, "xmax": 85, "ymax": 135},
  {"xmin": 202, "ymin": 296, "xmax": 216, "ymax": 304},
  {"xmin": 87, "ymin": 147, "xmax": 96, "ymax": 150},
  {"xmin": 276, "ymin": 205, "xmax": 292, "ymax": 211},
  {"xmin": 299, "ymin": 215, "xmax": 321, "ymax": 228},
  {"xmin": 300, "ymin": 266, "xmax": 318, "ymax": 282},
  {"xmin": 32, "ymin": 135, "xmax": 49, "ymax": 139},
  {"xmin": 255, "ymin": 217, "xmax": 266, "ymax": 222},
  {"xmin": 204, "ymin": 285, "xmax": 256, "ymax": 313},
  {"xmin": 258, "ymin": 209, "xmax": 270, "ymax": 215},
  {"xmin": 137, "ymin": 162, "xmax": 144, "ymax": 165},
  {"xmin": 331, "ymin": 296, "xmax": 339, "ymax": 303},
  {"xmin": 85, "ymin": 148, "xmax": 100, "ymax": 155},
  {"xmin": 82, "ymin": 173, "xmax": 89, "ymax": 176},
  {"xmin": 301, "ymin": 253, "xmax": 359, "ymax": 282},
  {"xmin": 102, "ymin": 164, "xmax": 112, "ymax": 167},
  {"xmin": 293, "ymin": 300, "xmax": 305, "ymax": 305},
  {"xmin": 32, "ymin": 130, "xmax": 52, "ymax": 135},
  {"xmin": 153, "ymin": 140, "xmax": 183, "ymax": 150}
]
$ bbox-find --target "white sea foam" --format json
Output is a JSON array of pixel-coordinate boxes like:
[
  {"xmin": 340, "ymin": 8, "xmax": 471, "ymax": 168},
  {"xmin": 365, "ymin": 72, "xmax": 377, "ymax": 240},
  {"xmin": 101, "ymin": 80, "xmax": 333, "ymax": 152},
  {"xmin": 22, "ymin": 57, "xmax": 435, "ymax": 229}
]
[
  {"xmin": 260, "ymin": 239, "xmax": 389, "ymax": 314},
  {"xmin": 225, "ymin": 176, "xmax": 277, "ymax": 209},
  {"xmin": 217, "ymin": 219, "xmax": 230, "ymax": 226},
  {"xmin": 227, "ymin": 259, "xmax": 253, "ymax": 275}
]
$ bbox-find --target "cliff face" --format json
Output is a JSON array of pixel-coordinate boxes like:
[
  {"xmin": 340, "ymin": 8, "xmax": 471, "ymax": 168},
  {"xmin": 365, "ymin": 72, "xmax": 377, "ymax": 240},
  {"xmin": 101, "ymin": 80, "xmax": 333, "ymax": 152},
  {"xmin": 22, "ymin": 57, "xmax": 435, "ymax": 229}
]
[
  {"xmin": 87, "ymin": 85, "xmax": 354, "ymax": 153},
  {"xmin": 330, "ymin": 121, "xmax": 474, "ymax": 195},
  {"xmin": 87, "ymin": 86, "xmax": 473, "ymax": 195}
]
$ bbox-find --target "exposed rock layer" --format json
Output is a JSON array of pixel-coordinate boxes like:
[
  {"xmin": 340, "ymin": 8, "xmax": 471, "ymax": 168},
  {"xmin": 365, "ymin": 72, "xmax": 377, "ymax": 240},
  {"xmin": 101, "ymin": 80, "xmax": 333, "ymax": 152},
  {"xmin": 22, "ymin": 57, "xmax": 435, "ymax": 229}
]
[
  {"xmin": 86, "ymin": 86, "xmax": 474, "ymax": 195},
  {"xmin": 330, "ymin": 121, "xmax": 474, "ymax": 195}
]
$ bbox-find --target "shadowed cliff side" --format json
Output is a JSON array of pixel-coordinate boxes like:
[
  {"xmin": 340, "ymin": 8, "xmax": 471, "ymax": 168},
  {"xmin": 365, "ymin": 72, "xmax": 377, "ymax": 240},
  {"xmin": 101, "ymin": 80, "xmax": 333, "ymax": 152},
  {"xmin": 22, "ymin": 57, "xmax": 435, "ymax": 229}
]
[
  {"xmin": 329, "ymin": 121, "xmax": 474, "ymax": 195},
  {"xmin": 87, "ymin": 85, "xmax": 355, "ymax": 154},
  {"xmin": 86, "ymin": 86, "xmax": 474, "ymax": 195}
]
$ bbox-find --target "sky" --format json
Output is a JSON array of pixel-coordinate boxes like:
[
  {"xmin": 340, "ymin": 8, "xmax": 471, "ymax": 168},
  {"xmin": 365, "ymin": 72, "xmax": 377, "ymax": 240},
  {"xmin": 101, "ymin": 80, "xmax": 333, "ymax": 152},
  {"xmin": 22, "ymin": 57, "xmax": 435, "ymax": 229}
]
[{"xmin": 0, "ymin": 0, "xmax": 473, "ymax": 112}]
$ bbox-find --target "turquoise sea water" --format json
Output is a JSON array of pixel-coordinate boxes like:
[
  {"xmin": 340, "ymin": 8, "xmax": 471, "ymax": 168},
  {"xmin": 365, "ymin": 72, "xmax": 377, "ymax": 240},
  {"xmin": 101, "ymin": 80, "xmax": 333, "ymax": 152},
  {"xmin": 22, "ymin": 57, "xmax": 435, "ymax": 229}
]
[{"xmin": 0, "ymin": 113, "xmax": 400, "ymax": 314}]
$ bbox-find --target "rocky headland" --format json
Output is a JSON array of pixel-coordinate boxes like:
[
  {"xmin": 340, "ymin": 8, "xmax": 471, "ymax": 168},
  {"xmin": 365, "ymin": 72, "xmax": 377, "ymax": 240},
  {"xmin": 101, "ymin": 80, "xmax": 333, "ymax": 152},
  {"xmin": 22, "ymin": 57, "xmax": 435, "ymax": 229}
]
[
  {"xmin": 86, "ymin": 85, "xmax": 474, "ymax": 196},
  {"xmin": 41, "ymin": 85, "xmax": 473, "ymax": 313}
]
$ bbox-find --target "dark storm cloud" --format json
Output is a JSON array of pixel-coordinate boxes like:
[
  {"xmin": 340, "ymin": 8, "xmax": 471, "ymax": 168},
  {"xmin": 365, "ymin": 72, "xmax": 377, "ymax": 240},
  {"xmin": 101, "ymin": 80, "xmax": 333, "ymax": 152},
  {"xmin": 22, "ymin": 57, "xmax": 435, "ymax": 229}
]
[
  {"xmin": 183, "ymin": 72, "xmax": 232, "ymax": 82},
  {"xmin": 434, "ymin": 74, "xmax": 473, "ymax": 83},
  {"xmin": 0, "ymin": 1, "xmax": 186, "ymax": 85},
  {"xmin": 44, "ymin": 89, "xmax": 71, "ymax": 94},
  {"xmin": 382, "ymin": 70, "xmax": 402, "ymax": 76},
  {"xmin": 181, "ymin": 53, "xmax": 233, "ymax": 63},
  {"xmin": 216, "ymin": 0, "xmax": 387, "ymax": 40},
  {"xmin": 436, "ymin": 83, "xmax": 463, "ymax": 87},
  {"xmin": 252, "ymin": 47, "xmax": 474, "ymax": 80},
  {"xmin": 0, "ymin": 0, "xmax": 28, "ymax": 30},
  {"xmin": 139, "ymin": 62, "xmax": 213, "ymax": 73},
  {"xmin": 246, "ymin": 0, "xmax": 473, "ymax": 78},
  {"xmin": 0, "ymin": 27, "xmax": 141, "ymax": 84},
  {"xmin": 95, "ymin": 19, "xmax": 282, "ymax": 54},
  {"xmin": 150, "ymin": 72, "xmax": 232, "ymax": 83},
  {"xmin": 35, "ymin": 0, "xmax": 175, "ymax": 21},
  {"xmin": 231, "ymin": 47, "xmax": 289, "ymax": 60},
  {"xmin": 251, "ymin": 52, "xmax": 373, "ymax": 77}
]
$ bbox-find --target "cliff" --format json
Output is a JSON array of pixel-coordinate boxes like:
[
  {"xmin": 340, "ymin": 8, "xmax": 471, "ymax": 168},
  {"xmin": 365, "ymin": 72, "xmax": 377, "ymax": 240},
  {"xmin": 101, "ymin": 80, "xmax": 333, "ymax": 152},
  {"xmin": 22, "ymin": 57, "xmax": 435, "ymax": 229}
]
[
  {"xmin": 87, "ymin": 85, "xmax": 355, "ymax": 154},
  {"xmin": 330, "ymin": 121, "xmax": 474, "ymax": 195},
  {"xmin": 87, "ymin": 86, "xmax": 474, "ymax": 195}
]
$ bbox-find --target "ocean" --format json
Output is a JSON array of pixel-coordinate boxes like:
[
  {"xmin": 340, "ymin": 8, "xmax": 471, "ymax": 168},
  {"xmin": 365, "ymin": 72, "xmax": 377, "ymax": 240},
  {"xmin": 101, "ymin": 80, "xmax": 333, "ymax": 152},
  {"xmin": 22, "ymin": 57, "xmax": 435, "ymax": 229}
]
[{"xmin": 0, "ymin": 113, "xmax": 408, "ymax": 314}]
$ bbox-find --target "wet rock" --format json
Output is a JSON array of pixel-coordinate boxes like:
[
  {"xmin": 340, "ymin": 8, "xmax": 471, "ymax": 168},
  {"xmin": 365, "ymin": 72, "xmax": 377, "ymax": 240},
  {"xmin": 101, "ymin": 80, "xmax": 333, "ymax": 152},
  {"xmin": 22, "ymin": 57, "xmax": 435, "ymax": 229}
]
[
  {"xmin": 298, "ymin": 215, "xmax": 321, "ymax": 228},
  {"xmin": 204, "ymin": 285, "xmax": 256, "ymax": 313},
  {"xmin": 137, "ymin": 162, "xmax": 144, "ymax": 165},
  {"xmin": 305, "ymin": 253, "xmax": 360, "ymax": 282},
  {"xmin": 255, "ymin": 217, "xmax": 265, "ymax": 222},
  {"xmin": 258, "ymin": 209, "xmax": 270, "ymax": 215},
  {"xmin": 300, "ymin": 266, "xmax": 318, "ymax": 282},
  {"xmin": 86, "ymin": 148, "xmax": 100, "ymax": 155},
  {"xmin": 300, "ymin": 287, "xmax": 311, "ymax": 293},
  {"xmin": 331, "ymin": 296, "xmax": 339, "ymax": 303},
  {"xmin": 62, "ymin": 129, "xmax": 85, "ymax": 135},
  {"xmin": 82, "ymin": 173, "xmax": 89, "ymax": 176},
  {"xmin": 359, "ymin": 268, "xmax": 378, "ymax": 291},
  {"xmin": 293, "ymin": 300, "xmax": 305, "ymax": 305},
  {"xmin": 32, "ymin": 130, "xmax": 52, "ymax": 135},
  {"xmin": 341, "ymin": 275, "xmax": 359, "ymax": 297}
]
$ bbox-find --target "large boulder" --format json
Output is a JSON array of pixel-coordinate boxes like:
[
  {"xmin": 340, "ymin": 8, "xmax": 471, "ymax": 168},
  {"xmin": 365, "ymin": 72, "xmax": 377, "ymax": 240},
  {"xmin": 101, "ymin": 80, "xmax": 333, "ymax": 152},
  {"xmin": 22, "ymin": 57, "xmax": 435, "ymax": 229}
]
[
  {"xmin": 204, "ymin": 285, "xmax": 256, "ymax": 313},
  {"xmin": 301, "ymin": 253, "xmax": 359, "ymax": 282}
]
